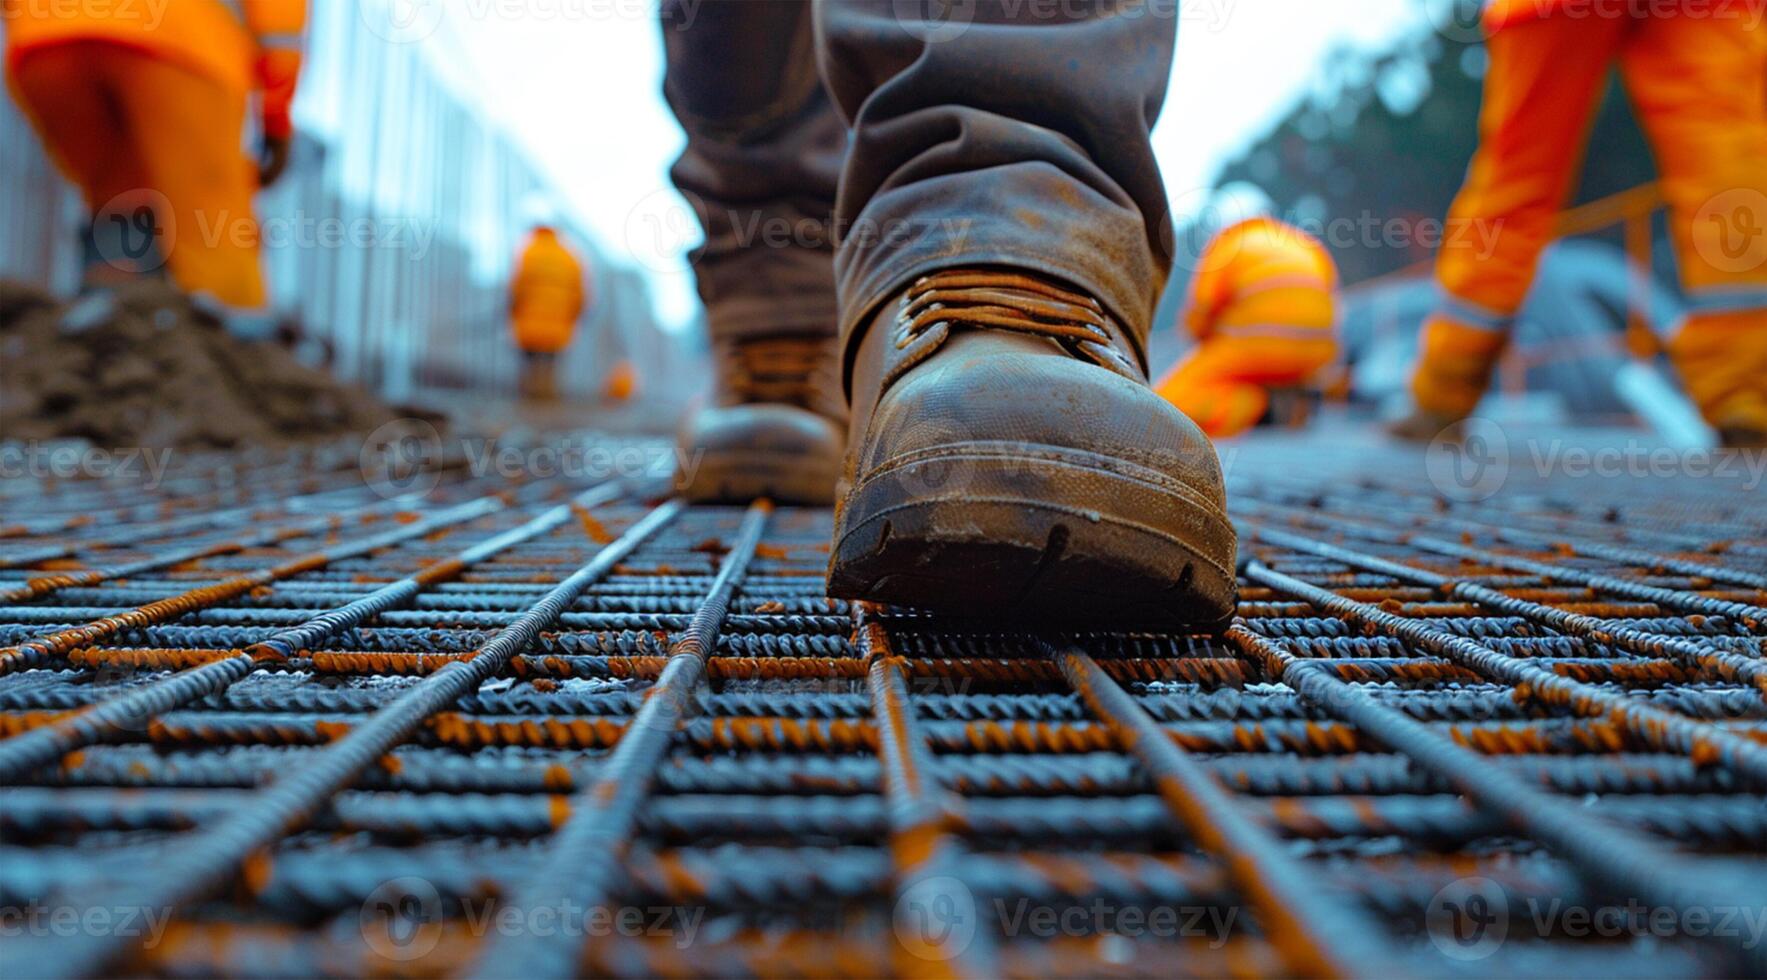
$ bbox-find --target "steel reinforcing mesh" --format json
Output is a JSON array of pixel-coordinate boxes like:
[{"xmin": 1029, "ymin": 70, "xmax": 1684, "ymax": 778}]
[{"xmin": 0, "ymin": 430, "xmax": 1763, "ymax": 978}]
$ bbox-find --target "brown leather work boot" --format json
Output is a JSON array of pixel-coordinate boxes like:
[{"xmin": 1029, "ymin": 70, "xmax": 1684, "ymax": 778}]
[
  {"xmin": 677, "ymin": 332, "xmax": 845, "ymax": 503},
  {"xmin": 826, "ymin": 268, "xmax": 1238, "ymax": 630}
]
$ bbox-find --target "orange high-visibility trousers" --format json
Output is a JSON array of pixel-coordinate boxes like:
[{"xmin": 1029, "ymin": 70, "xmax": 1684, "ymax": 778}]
[
  {"xmin": 1156, "ymin": 217, "xmax": 1339, "ymax": 438},
  {"xmin": 1414, "ymin": 8, "xmax": 1767, "ymax": 423},
  {"xmin": 8, "ymin": 42, "xmax": 265, "ymax": 308}
]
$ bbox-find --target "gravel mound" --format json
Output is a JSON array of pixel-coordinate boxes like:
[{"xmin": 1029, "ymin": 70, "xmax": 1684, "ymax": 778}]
[{"xmin": 1, "ymin": 280, "xmax": 425, "ymax": 448}]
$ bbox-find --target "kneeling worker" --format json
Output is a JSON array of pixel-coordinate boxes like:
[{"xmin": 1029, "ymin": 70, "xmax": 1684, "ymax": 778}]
[{"xmin": 1156, "ymin": 187, "xmax": 1340, "ymax": 438}]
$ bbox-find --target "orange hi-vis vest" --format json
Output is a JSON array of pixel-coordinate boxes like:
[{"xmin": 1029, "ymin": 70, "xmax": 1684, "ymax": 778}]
[
  {"xmin": 511, "ymin": 228, "xmax": 588, "ymax": 355},
  {"xmin": 3, "ymin": 0, "xmax": 306, "ymax": 137}
]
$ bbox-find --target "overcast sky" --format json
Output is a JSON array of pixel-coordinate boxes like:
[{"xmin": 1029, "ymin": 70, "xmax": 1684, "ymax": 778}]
[{"xmin": 443, "ymin": 0, "xmax": 1427, "ymax": 329}]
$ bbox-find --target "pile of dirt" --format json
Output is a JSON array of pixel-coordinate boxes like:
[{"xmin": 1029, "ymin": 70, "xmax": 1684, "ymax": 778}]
[{"xmin": 0, "ymin": 280, "xmax": 430, "ymax": 449}]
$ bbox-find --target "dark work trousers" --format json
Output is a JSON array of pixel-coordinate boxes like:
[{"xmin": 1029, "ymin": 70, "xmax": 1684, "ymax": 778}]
[{"xmin": 662, "ymin": 0, "xmax": 1179, "ymax": 368}]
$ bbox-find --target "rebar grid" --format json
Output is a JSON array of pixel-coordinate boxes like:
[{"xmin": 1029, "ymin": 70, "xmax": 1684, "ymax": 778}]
[{"xmin": 0, "ymin": 430, "xmax": 1763, "ymax": 978}]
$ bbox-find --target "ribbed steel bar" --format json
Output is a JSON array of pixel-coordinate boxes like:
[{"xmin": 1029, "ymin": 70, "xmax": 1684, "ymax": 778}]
[
  {"xmin": 858, "ymin": 602, "xmax": 1001, "ymax": 977},
  {"xmin": 1242, "ymin": 561, "xmax": 1767, "ymax": 787},
  {"xmin": 1265, "ymin": 481, "xmax": 1767, "ymax": 590},
  {"xmin": 0, "ymin": 496, "xmax": 510, "ymax": 675},
  {"xmin": 0, "ymin": 484, "xmax": 624, "ymax": 782},
  {"xmin": 1241, "ymin": 517, "xmax": 1767, "ymax": 698},
  {"xmin": 1237, "ymin": 472, "xmax": 1767, "ymax": 585},
  {"xmin": 466, "ymin": 499, "xmax": 770, "ymax": 979},
  {"xmin": 6, "ymin": 498, "xmax": 683, "ymax": 980},
  {"xmin": 1226, "ymin": 624, "xmax": 1765, "ymax": 972},
  {"xmin": 1409, "ymin": 532, "xmax": 1767, "ymax": 628},
  {"xmin": 2, "ymin": 430, "xmax": 1762, "ymax": 979},
  {"xmin": 0, "ymin": 495, "xmax": 428, "ymax": 603},
  {"xmin": 0, "ymin": 483, "xmax": 382, "ymax": 571},
  {"xmin": 1048, "ymin": 640, "xmax": 1405, "ymax": 978}
]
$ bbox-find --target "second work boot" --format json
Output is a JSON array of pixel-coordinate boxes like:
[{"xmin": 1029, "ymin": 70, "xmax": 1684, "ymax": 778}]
[
  {"xmin": 1668, "ymin": 312, "xmax": 1767, "ymax": 449},
  {"xmin": 1388, "ymin": 313, "xmax": 1509, "ymax": 442},
  {"xmin": 827, "ymin": 268, "xmax": 1238, "ymax": 631},
  {"xmin": 677, "ymin": 332, "xmax": 845, "ymax": 503}
]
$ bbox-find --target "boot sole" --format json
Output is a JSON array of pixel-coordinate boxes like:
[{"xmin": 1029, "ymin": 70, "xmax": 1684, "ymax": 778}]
[
  {"xmin": 684, "ymin": 448, "xmax": 840, "ymax": 505},
  {"xmin": 828, "ymin": 442, "xmax": 1237, "ymax": 630}
]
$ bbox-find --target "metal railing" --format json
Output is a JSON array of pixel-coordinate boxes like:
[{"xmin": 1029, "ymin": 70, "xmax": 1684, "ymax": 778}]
[{"xmin": 0, "ymin": 6, "xmax": 673, "ymax": 403}]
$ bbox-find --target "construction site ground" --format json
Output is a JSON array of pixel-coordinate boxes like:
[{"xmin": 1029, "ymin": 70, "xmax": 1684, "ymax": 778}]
[{"xmin": 1, "ymin": 418, "xmax": 1764, "ymax": 978}]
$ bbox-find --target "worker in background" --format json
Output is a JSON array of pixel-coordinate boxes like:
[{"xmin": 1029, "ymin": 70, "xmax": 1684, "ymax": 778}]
[
  {"xmin": 3, "ymin": 0, "xmax": 305, "ymax": 320},
  {"xmin": 509, "ymin": 204, "xmax": 588, "ymax": 401},
  {"xmin": 1155, "ymin": 185, "xmax": 1341, "ymax": 439},
  {"xmin": 1396, "ymin": 0, "xmax": 1767, "ymax": 447}
]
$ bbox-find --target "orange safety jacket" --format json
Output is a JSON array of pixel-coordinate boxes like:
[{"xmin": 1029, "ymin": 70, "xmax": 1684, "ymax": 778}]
[
  {"xmin": 3, "ymin": 0, "xmax": 306, "ymax": 138},
  {"xmin": 511, "ymin": 228, "xmax": 588, "ymax": 355}
]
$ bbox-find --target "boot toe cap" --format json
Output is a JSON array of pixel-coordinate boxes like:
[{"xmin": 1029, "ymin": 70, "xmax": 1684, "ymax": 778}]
[{"xmin": 856, "ymin": 345, "xmax": 1227, "ymax": 510}]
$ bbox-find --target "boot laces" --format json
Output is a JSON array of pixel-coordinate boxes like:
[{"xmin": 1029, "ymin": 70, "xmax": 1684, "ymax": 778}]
[
  {"xmin": 717, "ymin": 334, "xmax": 842, "ymax": 418},
  {"xmin": 895, "ymin": 269, "xmax": 1139, "ymax": 379}
]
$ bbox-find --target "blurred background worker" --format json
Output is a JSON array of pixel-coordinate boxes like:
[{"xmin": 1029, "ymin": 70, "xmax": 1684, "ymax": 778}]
[
  {"xmin": 1399, "ymin": 0, "xmax": 1767, "ymax": 446},
  {"xmin": 3, "ymin": 0, "xmax": 304, "ymax": 318},
  {"xmin": 1156, "ymin": 185, "xmax": 1340, "ymax": 438},
  {"xmin": 601, "ymin": 358, "xmax": 637, "ymax": 404},
  {"xmin": 509, "ymin": 206, "xmax": 589, "ymax": 402}
]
